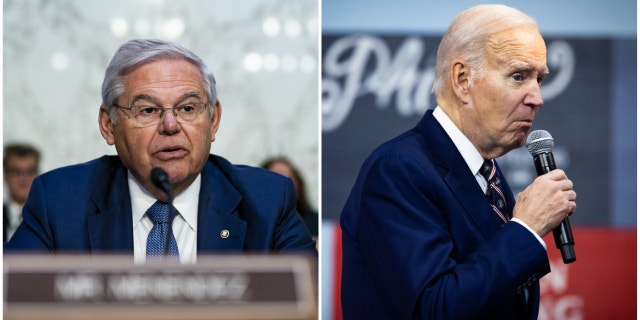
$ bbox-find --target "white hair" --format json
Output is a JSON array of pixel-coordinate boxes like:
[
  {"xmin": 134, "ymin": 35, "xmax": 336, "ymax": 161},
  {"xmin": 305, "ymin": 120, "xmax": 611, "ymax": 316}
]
[
  {"xmin": 432, "ymin": 4, "xmax": 539, "ymax": 96},
  {"xmin": 101, "ymin": 39, "xmax": 217, "ymax": 124}
]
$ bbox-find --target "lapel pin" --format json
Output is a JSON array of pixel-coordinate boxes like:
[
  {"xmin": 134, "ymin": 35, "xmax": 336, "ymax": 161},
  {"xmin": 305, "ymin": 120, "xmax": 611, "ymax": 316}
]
[{"xmin": 220, "ymin": 229, "xmax": 229, "ymax": 238}]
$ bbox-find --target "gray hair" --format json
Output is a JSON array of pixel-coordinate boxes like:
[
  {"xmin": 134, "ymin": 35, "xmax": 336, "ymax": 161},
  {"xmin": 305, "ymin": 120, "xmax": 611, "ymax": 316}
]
[
  {"xmin": 101, "ymin": 39, "xmax": 217, "ymax": 123},
  {"xmin": 432, "ymin": 4, "xmax": 539, "ymax": 96}
]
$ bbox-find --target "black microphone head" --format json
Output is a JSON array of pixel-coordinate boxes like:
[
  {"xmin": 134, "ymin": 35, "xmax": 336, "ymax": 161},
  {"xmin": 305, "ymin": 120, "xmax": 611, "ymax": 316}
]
[
  {"xmin": 526, "ymin": 130, "xmax": 554, "ymax": 156},
  {"xmin": 150, "ymin": 167, "xmax": 170, "ymax": 193}
]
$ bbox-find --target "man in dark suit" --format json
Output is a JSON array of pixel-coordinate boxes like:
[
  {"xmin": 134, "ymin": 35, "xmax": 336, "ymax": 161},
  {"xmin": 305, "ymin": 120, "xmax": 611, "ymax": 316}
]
[
  {"xmin": 5, "ymin": 39, "xmax": 316, "ymax": 262},
  {"xmin": 3, "ymin": 144, "xmax": 40, "ymax": 242},
  {"xmin": 340, "ymin": 5, "xmax": 576, "ymax": 319}
]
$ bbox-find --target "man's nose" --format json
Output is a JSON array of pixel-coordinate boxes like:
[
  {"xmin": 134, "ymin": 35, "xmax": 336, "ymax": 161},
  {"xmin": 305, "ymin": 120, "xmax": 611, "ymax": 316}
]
[
  {"xmin": 525, "ymin": 83, "xmax": 544, "ymax": 108},
  {"xmin": 158, "ymin": 109, "xmax": 180, "ymax": 134}
]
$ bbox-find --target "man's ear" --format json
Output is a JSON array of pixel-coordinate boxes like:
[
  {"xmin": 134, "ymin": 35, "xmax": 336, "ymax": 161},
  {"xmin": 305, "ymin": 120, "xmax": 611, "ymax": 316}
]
[
  {"xmin": 210, "ymin": 100, "xmax": 222, "ymax": 142},
  {"xmin": 98, "ymin": 105, "xmax": 116, "ymax": 145},
  {"xmin": 450, "ymin": 60, "xmax": 471, "ymax": 104}
]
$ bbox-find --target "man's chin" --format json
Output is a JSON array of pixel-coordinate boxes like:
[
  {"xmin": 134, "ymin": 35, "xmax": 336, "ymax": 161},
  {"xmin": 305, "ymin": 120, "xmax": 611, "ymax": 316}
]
[{"xmin": 513, "ymin": 129, "xmax": 530, "ymax": 146}]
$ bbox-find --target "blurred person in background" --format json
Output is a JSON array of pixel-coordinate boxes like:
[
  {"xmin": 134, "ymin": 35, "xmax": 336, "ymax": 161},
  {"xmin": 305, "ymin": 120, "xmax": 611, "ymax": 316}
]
[
  {"xmin": 261, "ymin": 156, "xmax": 318, "ymax": 237},
  {"xmin": 3, "ymin": 143, "xmax": 40, "ymax": 242},
  {"xmin": 4, "ymin": 39, "xmax": 316, "ymax": 262}
]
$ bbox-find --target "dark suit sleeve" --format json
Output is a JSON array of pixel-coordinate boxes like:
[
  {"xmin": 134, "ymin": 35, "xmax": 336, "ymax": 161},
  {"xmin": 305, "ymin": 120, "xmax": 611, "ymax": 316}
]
[
  {"xmin": 272, "ymin": 177, "xmax": 317, "ymax": 253},
  {"xmin": 351, "ymin": 153, "xmax": 549, "ymax": 318},
  {"xmin": 4, "ymin": 176, "xmax": 54, "ymax": 252}
]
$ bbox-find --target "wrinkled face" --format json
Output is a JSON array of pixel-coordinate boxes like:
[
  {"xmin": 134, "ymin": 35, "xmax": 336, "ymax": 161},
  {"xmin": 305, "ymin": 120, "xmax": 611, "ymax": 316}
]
[
  {"xmin": 4, "ymin": 155, "xmax": 38, "ymax": 204},
  {"xmin": 99, "ymin": 59, "xmax": 220, "ymax": 198},
  {"xmin": 465, "ymin": 26, "xmax": 548, "ymax": 157}
]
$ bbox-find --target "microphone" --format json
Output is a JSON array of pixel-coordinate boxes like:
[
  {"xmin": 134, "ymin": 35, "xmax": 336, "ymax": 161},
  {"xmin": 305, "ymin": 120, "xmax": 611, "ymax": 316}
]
[
  {"xmin": 150, "ymin": 167, "xmax": 173, "ymax": 258},
  {"xmin": 151, "ymin": 167, "xmax": 173, "ymax": 203},
  {"xmin": 526, "ymin": 130, "xmax": 576, "ymax": 264}
]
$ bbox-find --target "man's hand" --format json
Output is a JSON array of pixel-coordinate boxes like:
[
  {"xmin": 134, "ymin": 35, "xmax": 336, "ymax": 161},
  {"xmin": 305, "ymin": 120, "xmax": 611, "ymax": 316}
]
[{"xmin": 513, "ymin": 169, "xmax": 577, "ymax": 237}]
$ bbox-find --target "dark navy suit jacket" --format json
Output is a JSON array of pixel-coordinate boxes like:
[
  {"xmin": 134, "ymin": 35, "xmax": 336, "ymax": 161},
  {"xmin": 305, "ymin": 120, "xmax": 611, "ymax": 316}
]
[
  {"xmin": 340, "ymin": 110, "xmax": 550, "ymax": 319},
  {"xmin": 5, "ymin": 154, "xmax": 316, "ymax": 254}
]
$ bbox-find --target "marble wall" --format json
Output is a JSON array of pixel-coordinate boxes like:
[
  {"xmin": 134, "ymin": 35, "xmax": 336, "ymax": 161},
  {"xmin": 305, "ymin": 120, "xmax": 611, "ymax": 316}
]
[{"xmin": 3, "ymin": 0, "xmax": 319, "ymax": 208}]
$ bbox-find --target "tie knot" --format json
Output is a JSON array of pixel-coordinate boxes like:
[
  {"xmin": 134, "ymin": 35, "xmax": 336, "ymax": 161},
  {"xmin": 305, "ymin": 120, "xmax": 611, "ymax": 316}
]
[
  {"xmin": 480, "ymin": 159, "xmax": 497, "ymax": 182},
  {"xmin": 146, "ymin": 201, "xmax": 177, "ymax": 224}
]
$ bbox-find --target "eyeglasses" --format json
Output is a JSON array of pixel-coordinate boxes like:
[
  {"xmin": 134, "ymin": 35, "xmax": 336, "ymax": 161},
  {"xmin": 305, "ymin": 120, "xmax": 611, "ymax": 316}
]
[
  {"xmin": 5, "ymin": 168, "xmax": 38, "ymax": 177},
  {"xmin": 113, "ymin": 102, "xmax": 209, "ymax": 127}
]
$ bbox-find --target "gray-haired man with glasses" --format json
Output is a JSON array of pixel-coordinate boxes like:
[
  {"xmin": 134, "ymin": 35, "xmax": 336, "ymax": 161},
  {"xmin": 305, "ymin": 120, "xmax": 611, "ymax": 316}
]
[
  {"xmin": 113, "ymin": 101, "xmax": 210, "ymax": 127},
  {"xmin": 5, "ymin": 39, "xmax": 317, "ymax": 262}
]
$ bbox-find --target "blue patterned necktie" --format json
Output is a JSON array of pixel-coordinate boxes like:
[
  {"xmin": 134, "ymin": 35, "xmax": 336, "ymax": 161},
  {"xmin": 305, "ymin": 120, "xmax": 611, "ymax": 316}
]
[
  {"xmin": 146, "ymin": 201, "xmax": 180, "ymax": 263},
  {"xmin": 480, "ymin": 159, "xmax": 509, "ymax": 224}
]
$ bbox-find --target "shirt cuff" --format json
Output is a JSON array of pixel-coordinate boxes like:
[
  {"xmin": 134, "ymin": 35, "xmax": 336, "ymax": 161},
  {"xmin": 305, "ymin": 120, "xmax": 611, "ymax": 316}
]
[{"xmin": 511, "ymin": 218, "xmax": 547, "ymax": 250}]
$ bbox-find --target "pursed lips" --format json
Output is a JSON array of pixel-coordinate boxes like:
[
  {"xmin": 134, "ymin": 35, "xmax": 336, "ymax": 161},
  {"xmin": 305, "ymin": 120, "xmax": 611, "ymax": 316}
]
[{"xmin": 154, "ymin": 145, "xmax": 188, "ymax": 160}]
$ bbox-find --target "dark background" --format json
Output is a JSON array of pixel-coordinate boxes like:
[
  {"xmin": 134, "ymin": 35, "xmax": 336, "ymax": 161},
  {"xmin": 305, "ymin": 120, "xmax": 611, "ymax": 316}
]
[{"xmin": 321, "ymin": 34, "xmax": 636, "ymax": 227}]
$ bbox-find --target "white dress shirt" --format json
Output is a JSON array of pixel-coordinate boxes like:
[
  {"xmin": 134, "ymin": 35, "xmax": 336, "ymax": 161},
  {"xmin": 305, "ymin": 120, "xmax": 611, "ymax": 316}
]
[
  {"xmin": 6, "ymin": 200, "xmax": 23, "ymax": 240},
  {"xmin": 129, "ymin": 171, "xmax": 200, "ymax": 264},
  {"xmin": 432, "ymin": 106, "xmax": 546, "ymax": 249}
]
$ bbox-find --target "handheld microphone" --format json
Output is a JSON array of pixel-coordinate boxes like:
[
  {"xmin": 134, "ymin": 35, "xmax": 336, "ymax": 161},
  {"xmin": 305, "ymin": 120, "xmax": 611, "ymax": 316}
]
[
  {"xmin": 526, "ymin": 130, "xmax": 576, "ymax": 264},
  {"xmin": 150, "ymin": 167, "xmax": 173, "ymax": 258}
]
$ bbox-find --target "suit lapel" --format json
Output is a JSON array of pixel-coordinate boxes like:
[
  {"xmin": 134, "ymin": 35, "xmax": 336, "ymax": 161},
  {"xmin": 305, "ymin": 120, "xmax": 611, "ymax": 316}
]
[
  {"xmin": 4, "ymin": 204, "xmax": 9, "ymax": 242},
  {"xmin": 416, "ymin": 111, "xmax": 504, "ymax": 239},
  {"xmin": 443, "ymin": 163, "xmax": 504, "ymax": 237},
  {"xmin": 197, "ymin": 160, "xmax": 247, "ymax": 253},
  {"xmin": 87, "ymin": 157, "xmax": 134, "ymax": 252},
  {"xmin": 84, "ymin": 157, "xmax": 248, "ymax": 254}
]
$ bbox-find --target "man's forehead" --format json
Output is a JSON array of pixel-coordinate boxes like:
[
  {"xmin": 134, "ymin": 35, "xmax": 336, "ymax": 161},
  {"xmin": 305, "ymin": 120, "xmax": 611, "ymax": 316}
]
[
  {"xmin": 486, "ymin": 27, "xmax": 547, "ymax": 68},
  {"xmin": 120, "ymin": 59, "xmax": 206, "ymax": 103},
  {"xmin": 6, "ymin": 155, "xmax": 37, "ymax": 165}
]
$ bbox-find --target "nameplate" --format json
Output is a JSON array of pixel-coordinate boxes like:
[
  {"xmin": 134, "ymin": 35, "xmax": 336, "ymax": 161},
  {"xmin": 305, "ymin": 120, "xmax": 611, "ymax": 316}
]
[{"xmin": 4, "ymin": 254, "xmax": 316, "ymax": 320}]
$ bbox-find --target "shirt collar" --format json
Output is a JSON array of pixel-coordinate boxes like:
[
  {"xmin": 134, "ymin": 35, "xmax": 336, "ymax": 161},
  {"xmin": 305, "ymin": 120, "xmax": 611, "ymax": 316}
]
[
  {"xmin": 432, "ymin": 106, "xmax": 485, "ymax": 176},
  {"xmin": 8, "ymin": 200, "xmax": 23, "ymax": 224},
  {"xmin": 128, "ymin": 171, "xmax": 200, "ymax": 231}
]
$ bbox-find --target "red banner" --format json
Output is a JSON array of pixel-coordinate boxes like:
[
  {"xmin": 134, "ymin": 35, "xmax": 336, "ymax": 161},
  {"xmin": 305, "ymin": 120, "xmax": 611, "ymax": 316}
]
[
  {"xmin": 539, "ymin": 228, "xmax": 636, "ymax": 320},
  {"xmin": 323, "ymin": 225, "xmax": 636, "ymax": 320}
]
